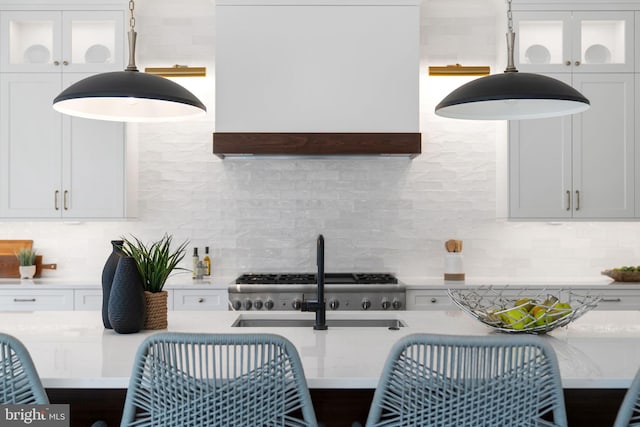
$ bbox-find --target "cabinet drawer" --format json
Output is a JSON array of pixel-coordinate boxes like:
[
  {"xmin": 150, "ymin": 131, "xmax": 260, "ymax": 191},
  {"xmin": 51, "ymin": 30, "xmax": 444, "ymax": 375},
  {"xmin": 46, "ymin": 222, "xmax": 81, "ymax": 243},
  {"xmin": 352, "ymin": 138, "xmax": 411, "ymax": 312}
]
[
  {"xmin": 406, "ymin": 290, "xmax": 455, "ymax": 310},
  {"xmin": 592, "ymin": 295, "xmax": 640, "ymax": 310},
  {"xmin": 74, "ymin": 289, "xmax": 102, "ymax": 310},
  {"xmin": 0, "ymin": 290, "xmax": 73, "ymax": 311},
  {"xmin": 173, "ymin": 290, "xmax": 228, "ymax": 311}
]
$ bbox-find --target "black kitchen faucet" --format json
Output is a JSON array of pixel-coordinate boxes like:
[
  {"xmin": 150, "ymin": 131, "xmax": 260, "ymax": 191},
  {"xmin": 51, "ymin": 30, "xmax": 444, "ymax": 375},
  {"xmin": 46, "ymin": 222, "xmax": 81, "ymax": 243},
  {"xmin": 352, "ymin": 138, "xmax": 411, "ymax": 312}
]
[{"xmin": 300, "ymin": 234, "xmax": 328, "ymax": 330}]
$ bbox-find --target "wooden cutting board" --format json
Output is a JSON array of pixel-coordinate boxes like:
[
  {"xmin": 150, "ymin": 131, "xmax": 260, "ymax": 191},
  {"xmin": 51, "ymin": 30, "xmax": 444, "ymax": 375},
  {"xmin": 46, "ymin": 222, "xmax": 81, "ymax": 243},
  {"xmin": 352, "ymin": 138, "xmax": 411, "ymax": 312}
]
[
  {"xmin": 0, "ymin": 240, "xmax": 33, "ymax": 255},
  {"xmin": 0, "ymin": 255, "xmax": 56, "ymax": 278}
]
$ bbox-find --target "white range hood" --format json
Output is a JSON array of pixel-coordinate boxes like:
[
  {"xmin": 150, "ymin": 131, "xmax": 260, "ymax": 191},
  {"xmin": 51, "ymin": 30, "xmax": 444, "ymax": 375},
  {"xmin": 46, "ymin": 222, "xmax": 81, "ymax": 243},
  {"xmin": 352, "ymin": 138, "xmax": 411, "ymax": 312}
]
[{"xmin": 213, "ymin": 0, "xmax": 421, "ymax": 157}]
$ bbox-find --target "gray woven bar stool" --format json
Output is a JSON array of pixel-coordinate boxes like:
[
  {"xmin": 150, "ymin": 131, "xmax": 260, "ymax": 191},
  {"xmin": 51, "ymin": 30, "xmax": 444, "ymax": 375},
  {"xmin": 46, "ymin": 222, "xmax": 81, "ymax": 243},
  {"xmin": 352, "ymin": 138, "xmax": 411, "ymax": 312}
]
[
  {"xmin": 0, "ymin": 332, "xmax": 49, "ymax": 404},
  {"xmin": 366, "ymin": 333, "xmax": 567, "ymax": 427},
  {"xmin": 121, "ymin": 332, "xmax": 318, "ymax": 426},
  {"xmin": 613, "ymin": 367, "xmax": 640, "ymax": 427}
]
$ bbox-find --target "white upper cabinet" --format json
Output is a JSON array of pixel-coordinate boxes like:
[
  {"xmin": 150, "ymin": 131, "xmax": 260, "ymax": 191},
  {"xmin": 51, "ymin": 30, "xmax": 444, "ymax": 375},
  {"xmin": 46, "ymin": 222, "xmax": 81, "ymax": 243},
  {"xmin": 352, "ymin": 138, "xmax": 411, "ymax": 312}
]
[
  {"xmin": 0, "ymin": 10, "xmax": 123, "ymax": 73},
  {"xmin": 0, "ymin": 3, "xmax": 131, "ymax": 220},
  {"xmin": 514, "ymin": 11, "xmax": 634, "ymax": 73},
  {"xmin": 509, "ymin": 73, "xmax": 635, "ymax": 219},
  {"xmin": 0, "ymin": 73, "xmax": 126, "ymax": 219}
]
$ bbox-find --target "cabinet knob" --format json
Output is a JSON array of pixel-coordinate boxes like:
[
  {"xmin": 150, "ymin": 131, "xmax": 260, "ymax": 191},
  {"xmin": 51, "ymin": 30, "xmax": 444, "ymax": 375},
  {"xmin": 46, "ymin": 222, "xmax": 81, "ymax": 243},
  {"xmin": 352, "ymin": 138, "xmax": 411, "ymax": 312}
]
[
  {"xmin": 63, "ymin": 190, "xmax": 69, "ymax": 210},
  {"xmin": 601, "ymin": 298, "xmax": 621, "ymax": 303},
  {"xmin": 566, "ymin": 190, "xmax": 571, "ymax": 211},
  {"xmin": 197, "ymin": 298, "xmax": 204, "ymax": 303},
  {"xmin": 574, "ymin": 60, "xmax": 581, "ymax": 66},
  {"xmin": 575, "ymin": 190, "xmax": 580, "ymax": 211},
  {"xmin": 62, "ymin": 60, "xmax": 69, "ymax": 66},
  {"xmin": 430, "ymin": 297, "xmax": 437, "ymax": 303},
  {"xmin": 54, "ymin": 190, "xmax": 60, "ymax": 211},
  {"xmin": 565, "ymin": 60, "xmax": 571, "ymax": 66},
  {"xmin": 53, "ymin": 60, "xmax": 60, "ymax": 66}
]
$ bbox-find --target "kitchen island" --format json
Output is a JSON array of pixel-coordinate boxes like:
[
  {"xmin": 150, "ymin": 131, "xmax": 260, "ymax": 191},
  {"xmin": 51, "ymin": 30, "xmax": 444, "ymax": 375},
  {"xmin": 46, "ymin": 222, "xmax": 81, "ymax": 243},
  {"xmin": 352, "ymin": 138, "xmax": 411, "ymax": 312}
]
[{"xmin": 2, "ymin": 309, "xmax": 638, "ymax": 426}]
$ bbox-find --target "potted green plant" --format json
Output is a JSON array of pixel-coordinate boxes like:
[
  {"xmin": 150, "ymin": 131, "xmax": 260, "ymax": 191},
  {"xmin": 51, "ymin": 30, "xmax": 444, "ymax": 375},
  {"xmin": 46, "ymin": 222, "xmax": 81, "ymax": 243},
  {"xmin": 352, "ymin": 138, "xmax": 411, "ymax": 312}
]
[
  {"xmin": 16, "ymin": 247, "xmax": 37, "ymax": 279},
  {"xmin": 121, "ymin": 234, "xmax": 188, "ymax": 329}
]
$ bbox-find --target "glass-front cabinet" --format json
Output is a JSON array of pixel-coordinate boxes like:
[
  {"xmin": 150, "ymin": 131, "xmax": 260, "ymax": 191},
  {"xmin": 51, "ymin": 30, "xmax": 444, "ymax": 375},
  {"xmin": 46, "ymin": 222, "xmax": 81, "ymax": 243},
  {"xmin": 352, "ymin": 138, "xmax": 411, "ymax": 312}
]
[
  {"xmin": 0, "ymin": 10, "xmax": 123, "ymax": 73},
  {"xmin": 514, "ymin": 11, "xmax": 634, "ymax": 73}
]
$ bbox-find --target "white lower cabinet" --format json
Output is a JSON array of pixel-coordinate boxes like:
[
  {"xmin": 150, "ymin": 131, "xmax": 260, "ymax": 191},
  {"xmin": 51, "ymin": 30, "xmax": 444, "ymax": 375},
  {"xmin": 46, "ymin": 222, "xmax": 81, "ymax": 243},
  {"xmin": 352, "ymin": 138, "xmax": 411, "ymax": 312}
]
[
  {"xmin": 0, "ymin": 289, "xmax": 74, "ymax": 311},
  {"xmin": 73, "ymin": 288, "xmax": 102, "ymax": 310},
  {"xmin": 406, "ymin": 290, "xmax": 455, "ymax": 310},
  {"xmin": 0, "ymin": 287, "xmax": 229, "ymax": 311},
  {"xmin": 172, "ymin": 289, "xmax": 228, "ymax": 311},
  {"xmin": 406, "ymin": 287, "xmax": 640, "ymax": 311}
]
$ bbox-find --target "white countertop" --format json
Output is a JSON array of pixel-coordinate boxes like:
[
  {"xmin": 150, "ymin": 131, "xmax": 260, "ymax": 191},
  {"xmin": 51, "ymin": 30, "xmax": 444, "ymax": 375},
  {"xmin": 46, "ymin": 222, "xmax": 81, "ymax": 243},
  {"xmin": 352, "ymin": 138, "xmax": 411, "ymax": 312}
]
[
  {"xmin": 2, "ymin": 309, "xmax": 640, "ymax": 390},
  {"xmin": 0, "ymin": 277, "xmax": 230, "ymax": 290},
  {"xmin": 400, "ymin": 275, "xmax": 620, "ymax": 288}
]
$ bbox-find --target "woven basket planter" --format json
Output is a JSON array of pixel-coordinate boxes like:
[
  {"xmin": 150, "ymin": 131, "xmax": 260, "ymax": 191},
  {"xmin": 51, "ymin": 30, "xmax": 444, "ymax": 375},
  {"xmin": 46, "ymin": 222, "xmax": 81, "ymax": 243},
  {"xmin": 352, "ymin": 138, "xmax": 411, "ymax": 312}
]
[{"xmin": 144, "ymin": 290, "xmax": 168, "ymax": 329}]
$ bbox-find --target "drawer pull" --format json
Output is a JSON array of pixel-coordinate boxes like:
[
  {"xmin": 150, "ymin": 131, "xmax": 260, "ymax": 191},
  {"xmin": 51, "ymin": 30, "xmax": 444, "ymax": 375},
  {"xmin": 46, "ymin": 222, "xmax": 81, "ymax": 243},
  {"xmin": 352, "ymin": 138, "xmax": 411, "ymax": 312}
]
[
  {"xmin": 14, "ymin": 298, "xmax": 36, "ymax": 302},
  {"xmin": 430, "ymin": 297, "xmax": 437, "ymax": 303},
  {"xmin": 198, "ymin": 298, "xmax": 205, "ymax": 303},
  {"xmin": 601, "ymin": 298, "xmax": 622, "ymax": 303}
]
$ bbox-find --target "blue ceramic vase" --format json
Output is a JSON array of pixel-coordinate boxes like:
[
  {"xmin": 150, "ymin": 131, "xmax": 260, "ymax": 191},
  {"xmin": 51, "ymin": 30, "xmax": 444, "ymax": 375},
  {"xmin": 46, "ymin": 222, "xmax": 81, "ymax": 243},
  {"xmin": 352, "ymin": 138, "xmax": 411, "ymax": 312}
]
[{"xmin": 108, "ymin": 256, "xmax": 146, "ymax": 334}]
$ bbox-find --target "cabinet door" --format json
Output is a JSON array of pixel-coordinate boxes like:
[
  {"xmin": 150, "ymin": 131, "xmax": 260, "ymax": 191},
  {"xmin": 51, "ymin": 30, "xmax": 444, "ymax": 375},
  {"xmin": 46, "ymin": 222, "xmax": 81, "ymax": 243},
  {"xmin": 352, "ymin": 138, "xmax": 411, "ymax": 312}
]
[
  {"xmin": 572, "ymin": 11, "xmax": 634, "ymax": 73},
  {"xmin": 515, "ymin": 11, "xmax": 572, "ymax": 73},
  {"xmin": 509, "ymin": 74, "xmax": 573, "ymax": 219},
  {"xmin": 61, "ymin": 74, "xmax": 125, "ymax": 218},
  {"xmin": 515, "ymin": 11, "xmax": 634, "ymax": 73},
  {"xmin": 572, "ymin": 73, "xmax": 634, "ymax": 218},
  {"xmin": 61, "ymin": 11, "xmax": 124, "ymax": 73},
  {"xmin": 0, "ymin": 11, "xmax": 62, "ymax": 73},
  {"xmin": 0, "ymin": 73, "xmax": 63, "ymax": 218}
]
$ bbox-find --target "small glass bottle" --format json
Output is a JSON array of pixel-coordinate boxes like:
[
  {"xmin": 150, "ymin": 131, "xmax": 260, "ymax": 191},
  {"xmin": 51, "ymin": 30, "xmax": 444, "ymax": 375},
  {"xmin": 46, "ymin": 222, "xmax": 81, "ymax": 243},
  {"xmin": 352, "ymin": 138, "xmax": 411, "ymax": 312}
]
[
  {"xmin": 196, "ymin": 260, "xmax": 205, "ymax": 280},
  {"xmin": 203, "ymin": 246, "xmax": 211, "ymax": 276},
  {"xmin": 192, "ymin": 247, "xmax": 199, "ymax": 279}
]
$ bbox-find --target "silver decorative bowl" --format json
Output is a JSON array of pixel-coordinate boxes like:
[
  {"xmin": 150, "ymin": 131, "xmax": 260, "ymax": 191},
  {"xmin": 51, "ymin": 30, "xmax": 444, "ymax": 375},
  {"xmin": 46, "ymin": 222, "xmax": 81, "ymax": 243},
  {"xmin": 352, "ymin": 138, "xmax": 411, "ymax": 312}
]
[{"xmin": 448, "ymin": 286, "xmax": 601, "ymax": 334}]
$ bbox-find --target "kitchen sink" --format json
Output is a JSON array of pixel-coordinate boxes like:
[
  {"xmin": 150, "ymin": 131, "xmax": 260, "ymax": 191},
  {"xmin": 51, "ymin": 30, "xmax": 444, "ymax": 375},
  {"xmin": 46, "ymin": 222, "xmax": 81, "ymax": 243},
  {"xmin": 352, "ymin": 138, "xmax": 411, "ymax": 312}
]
[{"xmin": 231, "ymin": 316, "xmax": 406, "ymax": 328}]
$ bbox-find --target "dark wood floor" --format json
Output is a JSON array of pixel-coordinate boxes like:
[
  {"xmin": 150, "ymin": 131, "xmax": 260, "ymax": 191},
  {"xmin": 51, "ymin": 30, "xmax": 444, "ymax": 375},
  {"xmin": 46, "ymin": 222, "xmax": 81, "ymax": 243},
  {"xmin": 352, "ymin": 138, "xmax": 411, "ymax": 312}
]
[{"xmin": 47, "ymin": 388, "xmax": 628, "ymax": 427}]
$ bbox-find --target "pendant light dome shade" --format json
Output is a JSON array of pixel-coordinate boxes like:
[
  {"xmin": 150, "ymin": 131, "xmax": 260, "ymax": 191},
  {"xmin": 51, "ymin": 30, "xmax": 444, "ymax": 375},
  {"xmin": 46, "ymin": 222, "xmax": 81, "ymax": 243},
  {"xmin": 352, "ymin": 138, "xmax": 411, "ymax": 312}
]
[
  {"xmin": 53, "ymin": 70, "xmax": 207, "ymax": 122},
  {"xmin": 435, "ymin": 72, "xmax": 590, "ymax": 120}
]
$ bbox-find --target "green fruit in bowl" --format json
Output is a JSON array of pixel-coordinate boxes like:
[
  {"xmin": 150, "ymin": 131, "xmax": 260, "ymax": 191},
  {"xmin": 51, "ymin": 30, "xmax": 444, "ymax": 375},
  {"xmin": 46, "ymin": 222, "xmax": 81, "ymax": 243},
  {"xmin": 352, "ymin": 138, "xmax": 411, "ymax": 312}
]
[
  {"xmin": 532, "ymin": 306, "xmax": 550, "ymax": 327},
  {"xmin": 513, "ymin": 297, "xmax": 535, "ymax": 312},
  {"xmin": 551, "ymin": 302, "xmax": 572, "ymax": 321},
  {"xmin": 500, "ymin": 307, "xmax": 528, "ymax": 330}
]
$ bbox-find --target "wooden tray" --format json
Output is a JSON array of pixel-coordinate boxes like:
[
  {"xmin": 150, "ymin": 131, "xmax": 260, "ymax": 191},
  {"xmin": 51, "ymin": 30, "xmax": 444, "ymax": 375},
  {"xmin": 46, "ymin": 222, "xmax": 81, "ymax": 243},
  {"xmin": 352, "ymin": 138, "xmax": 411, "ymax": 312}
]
[
  {"xmin": 601, "ymin": 269, "xmax": 640, "ymax": 283},
  {"xmin": 0, "ymin": 255, "xmax": 57, "ymax": 278},
  {"xmin": 0, "ymin": 240, "xmax": 33, "ymax": 255}
]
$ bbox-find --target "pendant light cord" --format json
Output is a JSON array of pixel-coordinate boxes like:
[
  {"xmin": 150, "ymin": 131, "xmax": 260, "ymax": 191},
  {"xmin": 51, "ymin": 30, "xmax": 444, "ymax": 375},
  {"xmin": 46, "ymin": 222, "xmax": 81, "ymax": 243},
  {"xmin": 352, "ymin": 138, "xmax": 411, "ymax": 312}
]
[
  {"xmin": 504, "ymin": 0, "xmax": 518, "ymax": 73},
  {"xmin": 126, "ymin": 0, "xmax": 139, "ymax": 72}
]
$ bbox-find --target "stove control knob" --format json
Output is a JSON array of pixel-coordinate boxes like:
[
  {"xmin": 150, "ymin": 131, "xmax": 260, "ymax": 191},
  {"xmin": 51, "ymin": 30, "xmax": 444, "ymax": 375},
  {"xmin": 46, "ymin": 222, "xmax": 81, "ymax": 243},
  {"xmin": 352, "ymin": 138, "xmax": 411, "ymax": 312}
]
[
  {"xmin": 329, "ymin": 299, "xmax": 340, "ymax": 310},
  {"xmin": 392, "ymin": 298, "xmax": 402, "ymax": 310},
  {"xmin": 232, "ymin": 299, "xmax": 242, "ymax": 311},
  {"xmin": 292, "ymin": 298, "xmax": 302, "ymax": 310},
  {"xmin": 254, "ymin": 299, "xmax": 263, "ymax": 310},
  {"xmin": 243, "ymin": 299, "xmax": 253, "ymax": 310},
  {"xmin": 381, "ymin": 298, "xmax": 391, "ymax": 310},
  {"xmin": 264, "ymin": 299, "xmax": 275, "ymax": 310},
  {"xmin": 361, "ymin": 298, "xmax": 371, "ymax": 311}
]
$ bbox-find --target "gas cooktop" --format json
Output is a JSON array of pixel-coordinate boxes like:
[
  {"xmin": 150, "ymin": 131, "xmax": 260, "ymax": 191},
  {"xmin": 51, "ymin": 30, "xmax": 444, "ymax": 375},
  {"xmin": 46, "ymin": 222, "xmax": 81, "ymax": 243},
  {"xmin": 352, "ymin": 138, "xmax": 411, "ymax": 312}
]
[{"xmin": 235, "ymin": 273, "xmax": 398, "ymax": 285}]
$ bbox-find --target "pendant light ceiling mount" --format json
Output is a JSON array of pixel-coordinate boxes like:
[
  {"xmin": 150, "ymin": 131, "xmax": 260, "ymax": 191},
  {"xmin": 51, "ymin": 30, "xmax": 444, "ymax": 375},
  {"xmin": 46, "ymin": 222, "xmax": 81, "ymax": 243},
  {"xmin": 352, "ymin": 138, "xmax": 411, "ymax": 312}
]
[
  {"xmin": 434, "ymin": 0, "xmax": 590, "ymax": 121},
  {"xmin": 52, "ymin": 0, "xmax": 207, "ymax": 122}
]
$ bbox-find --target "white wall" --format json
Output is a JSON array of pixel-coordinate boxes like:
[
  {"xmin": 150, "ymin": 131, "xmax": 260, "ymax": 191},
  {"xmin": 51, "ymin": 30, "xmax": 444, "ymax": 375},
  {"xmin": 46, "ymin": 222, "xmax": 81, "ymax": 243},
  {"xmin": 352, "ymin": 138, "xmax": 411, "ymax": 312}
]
[{"xmin": 2, "ymin": 0, "xmax": 640, "ymax": 282}]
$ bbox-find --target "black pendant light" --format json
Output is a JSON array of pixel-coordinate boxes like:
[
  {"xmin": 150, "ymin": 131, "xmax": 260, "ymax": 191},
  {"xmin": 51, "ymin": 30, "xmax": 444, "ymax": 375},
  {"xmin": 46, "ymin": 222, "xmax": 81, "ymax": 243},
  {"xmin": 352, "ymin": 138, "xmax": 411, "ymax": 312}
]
[
  {"xmin": 53, "ymin": 0, "xmax": 206, "ymax": 122},
  {"xmin": 435, "ymin": 0, "xmax": 590, "ymax": 120}
]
